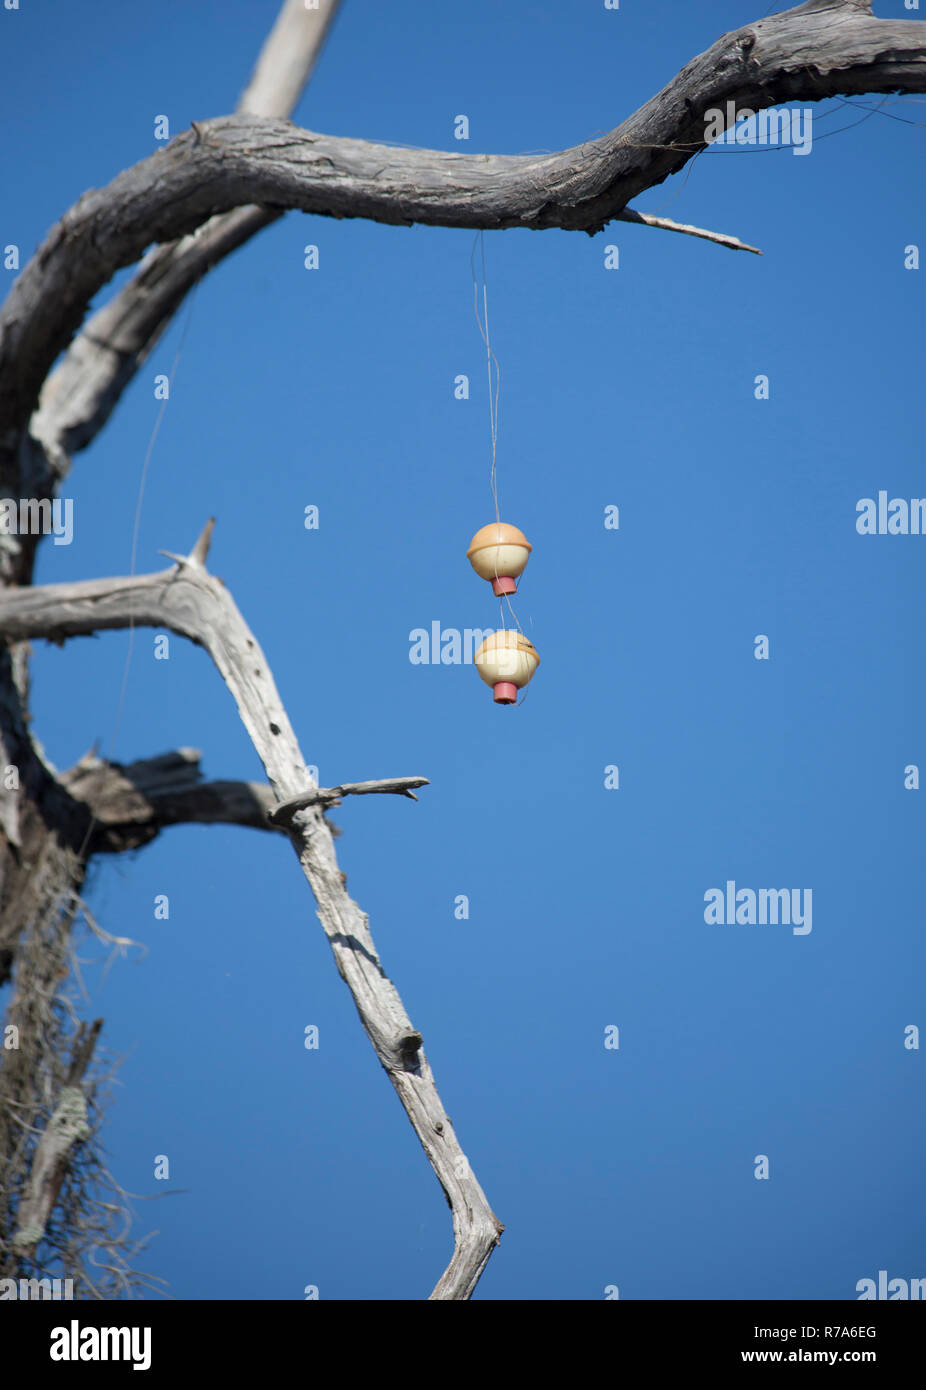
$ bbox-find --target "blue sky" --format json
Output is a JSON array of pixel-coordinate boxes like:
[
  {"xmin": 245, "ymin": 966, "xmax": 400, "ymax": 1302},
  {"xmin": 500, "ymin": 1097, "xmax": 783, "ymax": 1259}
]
[{"xmin": 2, "ymin": 0, "xmax": 924, "ymax": 1300}]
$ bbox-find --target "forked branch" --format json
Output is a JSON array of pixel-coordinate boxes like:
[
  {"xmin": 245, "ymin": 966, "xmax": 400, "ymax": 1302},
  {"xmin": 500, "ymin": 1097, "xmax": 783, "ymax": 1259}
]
[
  {"xmin": 3, "ymin": 1, "xmax": 923, "ymax": 457},
  {"xmin": 0, "ymin": 526, "xmax": 503, "ymax": 1298}
]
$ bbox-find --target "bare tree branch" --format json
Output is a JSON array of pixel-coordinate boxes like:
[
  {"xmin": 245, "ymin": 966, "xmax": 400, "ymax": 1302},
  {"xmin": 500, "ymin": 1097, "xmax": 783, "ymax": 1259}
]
[
  {"xmin": 60, "ymin": 748, "xmax": 288, "ymax": 850},
  {"xmin": 2, "ymin": 0, "xmax": 923, "ymax": 455},
  {"xmin": 616, "ymin": 208, "xmax": 762, "ymax": 255},
  {"xmin": 238, "ymin": 0, "xmax": 342, "ymax": 116},
  {"xmin": 30, "ymin": 0, "xmax": 344, "ymax": 468},
  {"xmin": 0, "ymin": 527, "xmax": 504, "ymax": 1299},
  {"xmin": 268, "ymin": 777, "xmax": 431, "ymax": 826}
]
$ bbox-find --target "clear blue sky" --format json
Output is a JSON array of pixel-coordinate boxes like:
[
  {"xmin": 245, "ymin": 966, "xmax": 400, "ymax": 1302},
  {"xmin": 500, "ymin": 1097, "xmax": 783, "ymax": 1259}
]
[{"xmin": 2, "ymin": 0, "xmax": 924, "ymax": 1300}]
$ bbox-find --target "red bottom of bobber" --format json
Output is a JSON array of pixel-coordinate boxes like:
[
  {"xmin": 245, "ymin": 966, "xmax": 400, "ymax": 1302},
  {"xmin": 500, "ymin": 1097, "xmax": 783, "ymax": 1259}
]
[
  {"xmin": 491, "ymin": 576, "xmax": 517, "ymax": 596},
  {"xmin": 493, "ymin": 682, "xmax": 518, "ymax": 704}
]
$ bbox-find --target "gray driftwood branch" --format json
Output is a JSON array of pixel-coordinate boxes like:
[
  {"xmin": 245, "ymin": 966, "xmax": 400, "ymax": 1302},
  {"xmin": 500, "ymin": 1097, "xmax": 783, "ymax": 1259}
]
[
  {"xmin": 268, "ymin": 777, "xmax": 431, "ymax": 826},
  {"xmin": 61, "ymin": 747, "xmax": 289, "ymax": 851},
  {"xmin": 29, "ymin": 0, "xmax": 343, "ymax": 470},
  {"xmin": 0, "ymin": 523, "xmax": 504, "ymax": 1299},
  {"xmin": 2, "ymin": 0, "xmax": 923, "ymax": 459}
]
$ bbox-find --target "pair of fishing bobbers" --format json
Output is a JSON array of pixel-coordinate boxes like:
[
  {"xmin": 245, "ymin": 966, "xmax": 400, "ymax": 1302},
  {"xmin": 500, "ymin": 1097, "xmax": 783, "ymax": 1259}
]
[{"xmin": 466, "ymin": 522, "xmax": 540, "ymax": 704}]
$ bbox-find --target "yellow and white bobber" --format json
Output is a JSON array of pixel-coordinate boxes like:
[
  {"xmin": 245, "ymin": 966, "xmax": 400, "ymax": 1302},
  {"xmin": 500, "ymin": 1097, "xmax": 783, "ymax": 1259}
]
[
  {"xmin": 467, "ymin": 522, "xmax": 532, "ymax": 596},
  {"xmin": 474, "ymin": 630, "xmax": 540, "ymax": 705}
]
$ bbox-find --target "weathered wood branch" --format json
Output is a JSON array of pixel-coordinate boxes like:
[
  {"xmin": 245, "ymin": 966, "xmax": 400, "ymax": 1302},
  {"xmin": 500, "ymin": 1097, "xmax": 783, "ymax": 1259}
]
[
  {"xmin": 616, "ymin": 208, "xmax": 762, "ymax": 255},
  {"xmin": 0, "ymin": 525, "xmax": 503, "ymax": 1298},
  {"xmin": 61, "ymin": 748, "xmax": 288, "ymax": 851},
  {"xmin": 268, "ymin": 777, "xmax": 431, "ymax": 826},
  {"xmin": 238, "ymin": 0, "xmax": 341, "ymax": 116},
  {"xmin": 30, "ymin": 0, "xmax": 343, "ymax": 467},
  {"xmin": 2, "ymin": 0, "xmax": 923, "ymax": 455}
]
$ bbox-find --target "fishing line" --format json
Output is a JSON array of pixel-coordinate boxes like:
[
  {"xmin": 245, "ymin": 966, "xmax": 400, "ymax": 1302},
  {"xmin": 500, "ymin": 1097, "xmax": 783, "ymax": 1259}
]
[
  {"xmin": 471, "ymin": 230, "xmax": 502, "ymax": 529},
  {"xmin": 111, "ymin": 286, "xmax": 198, "ymax": 757},
  {"xmin": 470, "ymin": 229, "xmax": 530, "ymax": 643},
  {"xmin": 73, "ymin": 285, "xmax": 199, "ymax": 872}
]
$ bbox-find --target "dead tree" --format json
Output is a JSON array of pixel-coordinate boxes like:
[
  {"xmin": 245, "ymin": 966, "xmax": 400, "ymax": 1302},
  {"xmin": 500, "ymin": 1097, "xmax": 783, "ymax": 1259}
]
[{"xmin": 0, "ymin": 0, "xmax": 923, "ymax": 1300}]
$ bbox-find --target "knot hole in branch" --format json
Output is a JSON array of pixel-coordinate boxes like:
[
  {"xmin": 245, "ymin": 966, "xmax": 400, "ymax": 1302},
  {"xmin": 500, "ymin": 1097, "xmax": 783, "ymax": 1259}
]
[{"xmin": 395, "ymin": 1030, "xmax": 424, "ymax": 1071}]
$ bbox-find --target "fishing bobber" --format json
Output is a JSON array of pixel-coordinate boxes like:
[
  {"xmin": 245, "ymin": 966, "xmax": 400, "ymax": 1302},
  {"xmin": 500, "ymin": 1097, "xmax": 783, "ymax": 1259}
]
[
  {"xmin": 474, "ymin": 631, "xmax": 540, "ymax": 705},
  {"xmin": 467, "ymin": 522, "xmax": 532, "ymax": 596}
]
